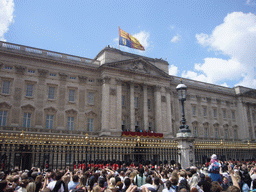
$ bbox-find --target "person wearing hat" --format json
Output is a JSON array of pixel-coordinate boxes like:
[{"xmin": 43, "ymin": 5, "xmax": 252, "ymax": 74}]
[
  {"xmin": 105, "ymin": 177, "xmax": 118, "ymax": 192},
  {"xmin": 208, "ymin": 154, "xmax": 222, "ymax": 183}
]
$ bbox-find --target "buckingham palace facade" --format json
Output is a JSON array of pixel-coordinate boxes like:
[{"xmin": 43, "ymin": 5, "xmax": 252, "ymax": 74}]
[{"xmin": 0, "ymin": 41, "xmax": 256, "ymax": 169}]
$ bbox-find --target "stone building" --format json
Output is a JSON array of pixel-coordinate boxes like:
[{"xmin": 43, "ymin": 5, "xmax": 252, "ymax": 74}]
[{"xmin": 0, "ymin": 41, "xmax": 256, "ymax": 142}]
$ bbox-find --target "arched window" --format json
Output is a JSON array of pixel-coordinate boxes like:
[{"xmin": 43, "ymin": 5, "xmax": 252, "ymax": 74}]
[
  {"xmin": 85, "ymin": 111, "xmax": 97, "ymax": 132},
  {"xmin": 44, "ymin": 107, "xmax": 57, "ymax": 129},
  {"xmin": 21, "ymin": 104, "xmax": 35, "ymax": 128},
  {"xmin": 192, "ymin": 121, "xmax": 198, "ymax": 137},
  {"xmin": 65, "ymin": 109, "xmax": 77, "ymax": 130},
  {"xmin": 0, "ymin": 102, "xmax": 11, "ymax": 126}
]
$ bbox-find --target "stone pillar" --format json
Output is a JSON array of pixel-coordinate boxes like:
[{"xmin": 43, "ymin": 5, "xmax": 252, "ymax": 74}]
[
  {"xmin": 116, "ymin": 78, "xmax": 122, "ymax": 133},
  {"xmin": 35, "ymin": 69, "xmax": 48, "ymax": 128},
  {"xmin": 177, "ymin": 136, "xmax": 195, "ymax": 169},
  {"xmin": 57, "ymin": 73, "xmax": 67, "ymax": 130},
  {"xmin": 11, "ymin": 66, "xmax": 26, "ymax": 127},
  {"xmin": 130, "ymin": 82, "xmax": 135, "ymax": 131},
  {"xmin": 237, "ymin": 98, "xmax": 249, "ymax": 140},
  {"xmin": 166, "ymin": 87, "xmax": 172, "ymax": 136},
  {"xmin": 143, "ymin": 85, "xmax": 148, "ymax": 131},
  {"xmin": 100, "ymin": 77, "xmax": 111, "ymax": 135},
  {"xmin": 154, "ymin": 86, "xmax": 162, "ymax": 133}
]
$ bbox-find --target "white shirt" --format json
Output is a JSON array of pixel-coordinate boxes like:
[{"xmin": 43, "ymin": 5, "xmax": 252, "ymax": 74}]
[{"xmin": 47, "ymin": 181, "xmax": 64, "ymax": 192}]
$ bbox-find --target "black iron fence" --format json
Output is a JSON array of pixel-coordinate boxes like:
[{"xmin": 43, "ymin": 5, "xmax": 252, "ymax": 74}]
[{"xmin": 1, "ymin": 132, "xmax": 256, "ymax": 170}]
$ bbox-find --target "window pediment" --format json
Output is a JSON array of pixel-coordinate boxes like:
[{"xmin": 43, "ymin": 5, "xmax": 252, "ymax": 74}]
[
  {"xmin": 85, "ymin": 111, "xmax": 97, "ymax": 117},
  {"xmin": 44, "ymin": 107, "xmax": 57, "ymax": 113},
  {"xmin": 0, "ymin": 102, "xmax": 11, "ymax": 109},
  {"xmin": 65, "ymin": 109, "xmax": 77, "ymax": 115},
  {"xmin": 21, "ymin": 104, "xmax": 35, "ymax": 111}
]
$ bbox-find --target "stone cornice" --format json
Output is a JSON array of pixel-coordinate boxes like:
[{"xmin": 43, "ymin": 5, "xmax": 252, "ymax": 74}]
[
  {"xmin": 59, "ymin": 73, "xmax": 68, "ymax": 81},
  {"xmin": 38, "ymin": 69, "xmax": 48, "ymax": 78},
  {"xmin": 78, "ymin": 75, "xmax": 87, "ymax": 83},
  {"xmin": 100, "ymin": 63, "xmax": 172, "ymax": 81},
  {"xmin": 15, "ymin": 65, "xmax": 26, "ymax": 75},
  {"xmin": 102, "ymin": 76, "xmax": 111, "ymax": 84}
]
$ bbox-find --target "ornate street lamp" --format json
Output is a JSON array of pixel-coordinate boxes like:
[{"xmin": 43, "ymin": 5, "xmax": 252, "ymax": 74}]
[{"xmin": 176, "ymin": 80, "xmax": 191, "ymax": 133}]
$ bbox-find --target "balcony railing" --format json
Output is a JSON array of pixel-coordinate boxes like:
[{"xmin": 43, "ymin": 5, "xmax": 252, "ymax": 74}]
[{"xmin": 0, "ymin": 41, "xmax": 100, "ymax": 66}]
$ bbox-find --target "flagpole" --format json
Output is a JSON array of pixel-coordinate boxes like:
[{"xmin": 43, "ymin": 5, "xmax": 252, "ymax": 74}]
[{"xmin": 118, "ymin": 26, "xmax": 120, "ymax": 50}]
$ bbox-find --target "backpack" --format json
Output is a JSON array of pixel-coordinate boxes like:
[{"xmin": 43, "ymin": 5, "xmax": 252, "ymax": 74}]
[
  {"xmin": 71, "ymin": 186, "xmax": 86, "ymax": 192},
  {"xmin": 209, "ymin": 162, "xmax": 220, "ymax": 173},
  {"xmin": 52, "ymin": 180, "xmax": 65, "ymax": 192}
]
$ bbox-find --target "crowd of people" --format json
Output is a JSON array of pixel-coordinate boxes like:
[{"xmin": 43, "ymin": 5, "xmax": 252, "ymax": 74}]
[{"xmin": 1, "ymin": 154, "xmax": 256, "ymax": 192}]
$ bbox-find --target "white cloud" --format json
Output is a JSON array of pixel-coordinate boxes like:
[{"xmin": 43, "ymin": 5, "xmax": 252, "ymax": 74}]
[
  {"xmin": 171, "ymin": 34, "xmax": 181, "ymax": 43},
  {"xmin": 170, "ymin": 25, "xmax": 175, "ymax": 30},
  {"xmin": 220, "ymin": 82, "xmax": 228, "ymax": 87},
  {"xmin": 133, "ymin": 30, "xmax": 150, "ymax": 50},
  {"xmin": 0, "ymin": 0, "xmax": 14, "ymax": 41},
  {"xmin": 246, "ymin": 0, "xmax": 256, "ymax": 5},
  {"xmin": 169, "ymin": 65, "xmax": 178, "ymax": 76},
  {"xmin": 183, "ymin": 12, "xmax": 256, "ymax": 88}
]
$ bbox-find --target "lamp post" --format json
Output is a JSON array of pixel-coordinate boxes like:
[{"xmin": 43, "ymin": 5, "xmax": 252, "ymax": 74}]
[
  {"xmin": 176, "ymin": 80, "xmax": 194, "ymax": 169},
  {"xmin": 176, "ymin": 81, "xmax": 191, "ymax": 133}
]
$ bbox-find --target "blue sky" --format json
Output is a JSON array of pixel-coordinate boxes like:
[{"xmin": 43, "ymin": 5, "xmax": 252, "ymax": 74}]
[{"xmin": 1, "ymin": 0, "xmax": 256, "ymax": 88}]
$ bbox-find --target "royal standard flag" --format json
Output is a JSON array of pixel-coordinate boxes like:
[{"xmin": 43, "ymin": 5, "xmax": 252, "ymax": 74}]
[{"xmin": 119, "ymin": 27, "xmax": 145, "ymax": 51}]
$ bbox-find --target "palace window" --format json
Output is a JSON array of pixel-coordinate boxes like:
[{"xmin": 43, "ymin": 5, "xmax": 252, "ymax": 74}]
[
  {"xmin": 122, "ymin": 120, "xmax": 125, "ymax": 131},
  {"xmin": 46, "ymin": 115, "xmax": 54, "ymax": 129},
  {"xmin": 215, "ymin": 128, "xmax": 218, "ymax": 138},
  {"xmin": 48, "ymin": 87, "xmax": 55, "ymax": 99},
  {"xmin": 135, "ymin": 121, "xmax": 139, "ymax": 132},
  {"xmin": 192, "ymin": 106, "xmax": 196, "ymax": 116},
  {"xmin": 204, "ymin": 127, "xmax": 208, "ymax": 138},
  {"xmin": 88, "ymin": 92, "xmax": 94, "ymax": 105},
  {"xmin": 213, "ymin": 108, "xmax": 217, "ymax": 118},
  {"xmin": 2, "ymin": 81, "xmax": 10, "ymax": 94},
  {"xmin": 26, "ymin": 84, "xmax": 34, "ymax": 97},
  {"xmin": 23, "ymin": 112, "xmax": 31, "ymax": 128},
  {"xmin": 122, "ymin": 95, "xmax": 125, "ymax": 106},
  {"xmin": 28, "ymin": 69, "xmax": 35, "ymax": 73},
  {"xmin": 149, "ymin": 122, "xmax": 152, "ymax": 131},
  {"xmin": 253, "ymin": 112, "xmax": 256, "ymax": 123},
  {"xmin": 134, "ymin": 97, "xmax": 138, "ymax": 108},
  {"xmin": 69, "ymin": 89, "xmax": 75, "ymax": 102},
  {"xmin": 193, "ymin": 126, "xmax": 198, "ymax": 137},
  {"xmin": 4, "ymin": 66, "xmax": 12, "ymax": 70},
  {"xmin": 234, "ymin": 129, "xmax": 238, "ymax": 140},
  {"xmin": 49, "ymin": 73, "xmax": 56, "ymax": 77},
  {"xmin": 67, "ymin": 116, "xmax": 74, "ymax": 130},
  {"xmin": 223, "ymin": 109, "xmax": 226, "ymax": 119},
  {"xmin": 203, "ymin": 107, "xmax": 207, "ymax": 117},
  {"xmin": 0, "ymin": 110, "xmax": 7, "ymax": 126},
  {"xmin": 232, "ymin": 111, "xmax": 235, "ymax": 120},
  {"xmin": 148, "ymin": 99, "xmax": 151, "ymax": 110},
  {"xmin": 224, "ymin": 129, "xmax": 228, "ymax": 139},
  {"xmin": 87, "ymin": 118, "xmax": 93, "ymax": 132}
]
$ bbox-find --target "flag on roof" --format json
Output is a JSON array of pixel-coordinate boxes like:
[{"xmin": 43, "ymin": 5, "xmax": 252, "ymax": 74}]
[{"xmin": 119, "ymin": 27, "xmax": 145, "ymax": 51}]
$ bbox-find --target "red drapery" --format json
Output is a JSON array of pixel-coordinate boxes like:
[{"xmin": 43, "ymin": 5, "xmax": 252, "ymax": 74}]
[{"xmin": 122, "ymin": 131, "xmax": 163, "ymax": 138}]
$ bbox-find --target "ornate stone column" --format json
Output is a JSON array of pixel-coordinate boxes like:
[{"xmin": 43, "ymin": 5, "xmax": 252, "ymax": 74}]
[
  {"xmin": 154, "ymin": 86, "xmax": 162, "ymax": 133},
  {"xmin": 35, "ymin": 69, "xmax": 48, "ymax": 128},
  {"xmin": 237, "ymin": 98, "xmax": 249, "ymax": 140},
  {"xmin": 130, "ymin": 82, "xmax": 135, "ymax": 131},
  {"xmin": 100, "ymin": 77, "xmax": 111, "ymax": 135},
  {"xmin": 116, "ymin": 78, "xmax": 122, "ymax": 133},
  {"xmin": 57, "ymin": 73, "xmax": 68, "ymax": 130},
  {"xmin": 11, "ymin": 66, "xmax": 26, "ymax": 127},
  {"xmin": 166, "ymin": 87, "xmax": 173, "ymax": 136},
  {"xmin": 143, "ymin": 85, "xmax": 148, "ymax": 131}
]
